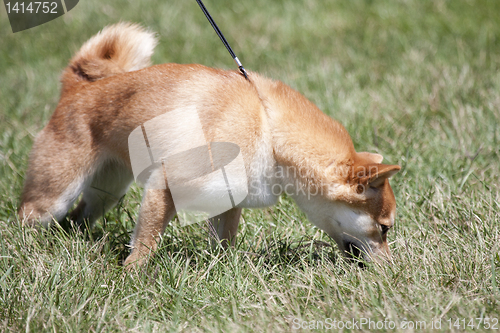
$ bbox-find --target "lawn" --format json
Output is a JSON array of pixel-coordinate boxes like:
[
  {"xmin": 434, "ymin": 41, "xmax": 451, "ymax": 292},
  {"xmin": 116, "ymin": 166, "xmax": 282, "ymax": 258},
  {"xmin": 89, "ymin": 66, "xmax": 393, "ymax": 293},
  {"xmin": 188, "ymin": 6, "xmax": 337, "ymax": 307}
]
[{"xmin": 1, "ymin": 0, "xmax": 499, "ymax": 331}]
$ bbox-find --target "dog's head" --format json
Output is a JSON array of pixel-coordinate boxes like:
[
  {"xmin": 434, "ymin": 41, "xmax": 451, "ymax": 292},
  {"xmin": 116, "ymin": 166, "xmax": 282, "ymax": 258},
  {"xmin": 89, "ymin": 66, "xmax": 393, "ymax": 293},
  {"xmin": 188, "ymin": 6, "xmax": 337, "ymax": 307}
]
[{"xmin": 293, "ymin": 152, "xmax": 400, "ymax": 263}]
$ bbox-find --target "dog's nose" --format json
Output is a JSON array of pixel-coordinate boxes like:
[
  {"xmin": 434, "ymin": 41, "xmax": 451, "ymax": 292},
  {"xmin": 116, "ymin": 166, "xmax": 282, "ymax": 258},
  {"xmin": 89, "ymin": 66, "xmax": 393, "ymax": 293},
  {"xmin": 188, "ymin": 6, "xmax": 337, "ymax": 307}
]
[
  {"xmin": 343, "ymin": 241, "xmax": 368, "ymax": 268},
  {"xmin": 344, "ymin": 241, "xmax": 362, "ymax": 259},
  {"xmin": 343, "ymin": 241, "xmax": 365, "ymax": 266}
]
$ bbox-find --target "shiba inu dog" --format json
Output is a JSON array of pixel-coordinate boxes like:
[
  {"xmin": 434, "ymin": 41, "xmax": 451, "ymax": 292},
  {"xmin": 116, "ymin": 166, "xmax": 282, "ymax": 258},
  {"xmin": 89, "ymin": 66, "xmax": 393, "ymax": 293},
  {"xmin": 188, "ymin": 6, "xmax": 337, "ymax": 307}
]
[{"xmin": 18, "ymin": 23, "xmax": 400, "ymax": 267}]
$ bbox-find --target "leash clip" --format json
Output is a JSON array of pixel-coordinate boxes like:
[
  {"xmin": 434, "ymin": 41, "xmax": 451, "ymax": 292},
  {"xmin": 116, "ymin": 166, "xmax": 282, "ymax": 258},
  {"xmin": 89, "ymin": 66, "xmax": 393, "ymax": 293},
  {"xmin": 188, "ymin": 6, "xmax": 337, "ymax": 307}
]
[
  {"xmin": 234, "ymin": 57, "xmax": 248, "ymax": 79},
  {"xmin": 195, "ymin": 0, "xmax": 250, "ymax": 81}
]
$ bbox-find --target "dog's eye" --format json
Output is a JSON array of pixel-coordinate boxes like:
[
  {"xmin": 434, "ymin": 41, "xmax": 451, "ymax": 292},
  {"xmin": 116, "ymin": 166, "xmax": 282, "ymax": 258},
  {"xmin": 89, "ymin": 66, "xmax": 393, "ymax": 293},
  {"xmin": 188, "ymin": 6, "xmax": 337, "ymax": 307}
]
[{"xmin": 380, "ymin": 224, "xmax": 390, "ymax": 235}]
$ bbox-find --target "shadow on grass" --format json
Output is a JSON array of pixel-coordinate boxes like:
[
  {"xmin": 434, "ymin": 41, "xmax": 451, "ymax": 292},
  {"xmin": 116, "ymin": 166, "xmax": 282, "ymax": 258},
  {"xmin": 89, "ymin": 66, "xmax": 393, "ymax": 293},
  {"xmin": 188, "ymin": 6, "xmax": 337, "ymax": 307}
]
[
  {"xmin": 55, "ymin": 196, "xmax": 134, "ymax": 265},
  {"xmin": 152, "ymin": 230, "xmax": 345, "ymax": 272}
]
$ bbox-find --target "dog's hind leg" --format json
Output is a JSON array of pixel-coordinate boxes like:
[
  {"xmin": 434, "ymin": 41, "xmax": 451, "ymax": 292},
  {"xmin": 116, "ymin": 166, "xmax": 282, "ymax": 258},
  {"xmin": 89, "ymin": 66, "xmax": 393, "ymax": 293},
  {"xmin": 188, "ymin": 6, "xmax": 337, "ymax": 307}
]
[
  {"xmin": 68, "ymin": 159, "xmax": 133, "ymax": 229},
  {"xmin": 209, "ymin": 208, "xmax": 242, "ymax": 248}
]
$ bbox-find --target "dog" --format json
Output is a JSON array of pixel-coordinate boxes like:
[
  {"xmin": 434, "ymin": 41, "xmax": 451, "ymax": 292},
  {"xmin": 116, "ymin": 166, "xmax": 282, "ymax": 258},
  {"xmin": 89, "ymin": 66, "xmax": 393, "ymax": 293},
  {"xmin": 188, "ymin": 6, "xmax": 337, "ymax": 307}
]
[{"xmin": 18, "ymin": 23, "xmax": 400, "ymax": 268}]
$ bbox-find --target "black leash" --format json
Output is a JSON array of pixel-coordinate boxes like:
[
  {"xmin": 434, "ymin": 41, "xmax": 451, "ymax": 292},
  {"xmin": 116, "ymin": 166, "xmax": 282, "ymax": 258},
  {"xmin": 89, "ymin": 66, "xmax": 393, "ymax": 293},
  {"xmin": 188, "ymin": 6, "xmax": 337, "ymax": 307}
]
[{"xmin": 195, "ymin": 0, "xmax": 249, "ymax": 80}]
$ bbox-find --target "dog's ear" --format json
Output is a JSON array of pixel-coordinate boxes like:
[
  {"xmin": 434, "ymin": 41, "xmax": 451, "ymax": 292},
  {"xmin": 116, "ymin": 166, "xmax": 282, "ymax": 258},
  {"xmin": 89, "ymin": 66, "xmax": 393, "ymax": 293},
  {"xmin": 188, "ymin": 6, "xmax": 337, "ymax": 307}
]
[
  {"xmin": 351, "ymin": 164, "xmax": 400, "ymax": 189},
  {"xmin": 366, "ymin": 164, "xmax": 400, "ymax": 188},
  {"xmin": 357, "ymin": 152, "xmax": 384, "ymax": 164}
]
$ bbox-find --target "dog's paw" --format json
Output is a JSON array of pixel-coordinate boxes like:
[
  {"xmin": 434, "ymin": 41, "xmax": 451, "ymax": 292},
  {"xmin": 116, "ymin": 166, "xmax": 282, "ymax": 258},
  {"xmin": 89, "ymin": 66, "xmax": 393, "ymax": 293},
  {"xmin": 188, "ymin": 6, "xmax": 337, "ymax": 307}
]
[{"xmin": 123, "ymin": 252, "xmax": 149, "ymax": 270}]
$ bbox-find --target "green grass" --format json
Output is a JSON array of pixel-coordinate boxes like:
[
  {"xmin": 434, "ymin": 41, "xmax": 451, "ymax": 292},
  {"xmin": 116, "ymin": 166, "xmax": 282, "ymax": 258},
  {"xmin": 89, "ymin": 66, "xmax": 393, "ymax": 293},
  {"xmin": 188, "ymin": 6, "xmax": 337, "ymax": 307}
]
[{"xmin": 1, "ymin": 0, "xmax": 500, "ymax": 331}]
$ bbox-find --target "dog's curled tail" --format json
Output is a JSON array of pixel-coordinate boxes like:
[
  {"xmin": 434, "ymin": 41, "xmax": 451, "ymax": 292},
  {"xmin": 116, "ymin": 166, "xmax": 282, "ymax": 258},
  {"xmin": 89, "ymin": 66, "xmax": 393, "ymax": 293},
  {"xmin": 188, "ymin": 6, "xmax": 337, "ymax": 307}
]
[{"xmin": 62, "ymin": 22, "xmax": 157, "ymax": 89}]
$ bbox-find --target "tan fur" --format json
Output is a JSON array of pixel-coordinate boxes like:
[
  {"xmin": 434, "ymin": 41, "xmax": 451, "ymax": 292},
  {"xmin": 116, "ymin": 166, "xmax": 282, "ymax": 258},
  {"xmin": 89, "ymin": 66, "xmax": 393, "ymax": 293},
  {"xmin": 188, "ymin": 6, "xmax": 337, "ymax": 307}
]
[{"xmin": 19, "ymin": 23, "xmax": 400, "ymax": 268}]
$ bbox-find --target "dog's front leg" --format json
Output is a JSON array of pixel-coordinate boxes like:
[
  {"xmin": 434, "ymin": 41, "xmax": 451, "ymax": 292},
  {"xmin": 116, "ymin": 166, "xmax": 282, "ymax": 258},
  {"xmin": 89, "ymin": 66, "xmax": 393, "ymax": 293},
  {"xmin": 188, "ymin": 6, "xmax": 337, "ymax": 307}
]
[
  {"xmin": 124, "ymin": 188, "xmax": 176, "ymax": 269},
  {"xmin": 209, "ymin": 207, "xmax": 242, "ymax": 248}
]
